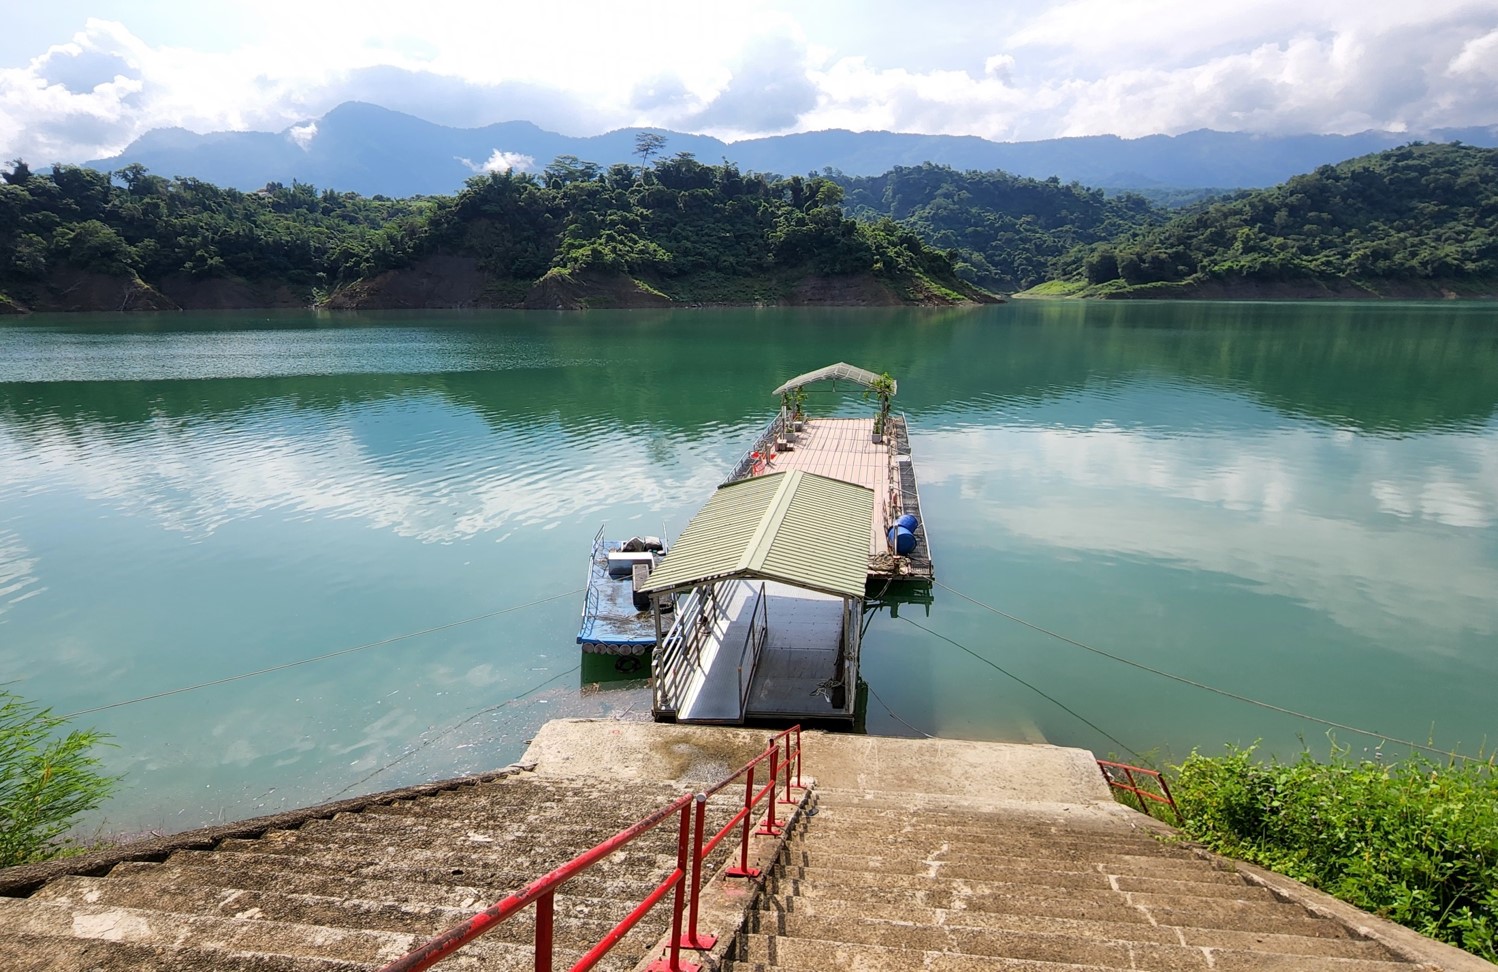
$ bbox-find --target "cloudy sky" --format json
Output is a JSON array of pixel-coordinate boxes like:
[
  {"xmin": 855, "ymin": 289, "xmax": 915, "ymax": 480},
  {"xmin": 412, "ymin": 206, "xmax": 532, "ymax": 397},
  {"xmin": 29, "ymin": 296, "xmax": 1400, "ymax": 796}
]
[{"xmin": 3, "ymin": 0, "xmax": 1497, "ymax": 165}]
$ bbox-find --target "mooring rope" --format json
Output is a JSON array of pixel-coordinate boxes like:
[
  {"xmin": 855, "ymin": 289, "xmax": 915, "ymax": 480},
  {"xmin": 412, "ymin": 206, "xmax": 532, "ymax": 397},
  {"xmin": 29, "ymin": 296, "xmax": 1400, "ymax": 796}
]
[
  {"xmin": 331, "ymin": 663, "xmax": 582, "ymax": 798},
  {"xmin": 60, "ymin": 589, "xmax": 584, "ymax": 719},
  {"xmin": 863, "ymin": 679, "xmax": 934, "ymax": 738},
  {"xmin": 933, "ymin": 580, "xmax": 1484, "ymax": 764},
  {"xmin": 899, "ymin": 615, "xmax": 1144, "ymax": 761}
]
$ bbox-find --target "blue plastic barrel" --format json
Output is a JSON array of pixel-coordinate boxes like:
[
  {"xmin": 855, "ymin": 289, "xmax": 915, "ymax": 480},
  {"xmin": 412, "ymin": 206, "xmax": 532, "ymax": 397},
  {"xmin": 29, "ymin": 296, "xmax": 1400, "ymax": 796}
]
[
  {"xmin": 887, "ymin": 525, "xmax": 916, "ymax": 555},
  {"xmin": 895, "ymin": 513, "xmax": 919, "ymax": 532}
]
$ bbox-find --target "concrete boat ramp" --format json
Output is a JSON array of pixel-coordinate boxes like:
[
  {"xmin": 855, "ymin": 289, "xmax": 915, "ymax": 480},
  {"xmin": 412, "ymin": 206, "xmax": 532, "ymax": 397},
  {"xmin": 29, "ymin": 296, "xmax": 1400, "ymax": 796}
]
[{"xmin": 0, "ymin": 720, "xmax": 1485, "ymax": 971}]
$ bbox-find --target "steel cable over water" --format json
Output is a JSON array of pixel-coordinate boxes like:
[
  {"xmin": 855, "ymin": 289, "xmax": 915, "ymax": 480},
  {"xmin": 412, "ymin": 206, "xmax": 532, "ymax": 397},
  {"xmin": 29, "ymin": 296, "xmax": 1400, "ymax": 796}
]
[
  {"xmin": 933, "ymin": 580, "xmax": 1485, "ymax": 763},
  {"xmin": 330, "ymin": 662, "xmax": 582, "ymax": 799},
  {"xmin": 59, "ymin": 589, "xmax": 584, "ymax": 719},
  {"xmin": 898, "ymin": 615, "xmax": 1144, "ymax": 761}
]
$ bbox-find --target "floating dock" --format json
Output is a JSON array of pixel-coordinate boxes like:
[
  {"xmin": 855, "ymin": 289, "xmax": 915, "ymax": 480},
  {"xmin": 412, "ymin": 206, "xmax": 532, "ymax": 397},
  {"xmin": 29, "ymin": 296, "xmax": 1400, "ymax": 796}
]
[
  {"xmin": 641, "ymin": 364, "xmax": 933, "ymax": 725},
  {"xmin": 723, "ymin": 369, "xmax": 933, "ymax": 583}
]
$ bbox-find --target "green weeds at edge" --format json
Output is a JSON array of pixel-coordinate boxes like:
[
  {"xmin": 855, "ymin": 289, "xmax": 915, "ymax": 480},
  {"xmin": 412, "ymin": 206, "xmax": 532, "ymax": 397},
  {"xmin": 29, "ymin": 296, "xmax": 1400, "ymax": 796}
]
[
  {"xmin": 0, "ymin": 691, "xmax": 118, "ymax": 867},
  {"xmin": 1147, "ymin": 743, "xmax": 1497, "ymax": 961}
]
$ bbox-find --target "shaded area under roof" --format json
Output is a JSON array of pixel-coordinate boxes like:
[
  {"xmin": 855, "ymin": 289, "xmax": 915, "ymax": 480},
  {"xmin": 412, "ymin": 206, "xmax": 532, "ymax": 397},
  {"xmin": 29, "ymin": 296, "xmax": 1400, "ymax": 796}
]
[
  {"xmin": 641, "ymin": 470, "xmax": 875, "ymax": 599},
  {"xmin": 772, "ymin": 362, "xmax": 895, "ymax": 398}
]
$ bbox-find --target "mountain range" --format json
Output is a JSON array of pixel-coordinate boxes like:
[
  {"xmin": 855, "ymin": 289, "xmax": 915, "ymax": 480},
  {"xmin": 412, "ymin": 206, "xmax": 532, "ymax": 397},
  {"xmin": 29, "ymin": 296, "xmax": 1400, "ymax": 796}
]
[{"xmin": 84, "ymin": 102, "xmax": 1498, "ymax": 199}]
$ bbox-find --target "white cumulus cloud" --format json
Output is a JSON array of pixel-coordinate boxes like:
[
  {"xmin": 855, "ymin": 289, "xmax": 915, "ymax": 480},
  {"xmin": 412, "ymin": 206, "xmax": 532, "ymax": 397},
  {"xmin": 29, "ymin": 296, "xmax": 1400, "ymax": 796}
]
[
  {"xmin": 457, "ymin": 149, "xmax": 534, "ymax": 174},
  {"xmin": 0, "ymin": 2, "xmax": 1495, "ymax": 163}
]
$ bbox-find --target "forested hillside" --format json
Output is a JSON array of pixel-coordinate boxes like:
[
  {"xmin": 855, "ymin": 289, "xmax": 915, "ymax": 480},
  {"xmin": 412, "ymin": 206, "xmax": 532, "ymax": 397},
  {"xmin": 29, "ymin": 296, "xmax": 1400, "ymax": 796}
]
[
  {"xmin": 1038, "ymin": 143, "xmax": 1498, "ymax": 298},
  {"xmin": 0, "ymin": 154, "xmax": 991, "ymax": 313},
  {"xmin": 835, "ymin": 163, "xmax": 1167, "ymax": 292}
]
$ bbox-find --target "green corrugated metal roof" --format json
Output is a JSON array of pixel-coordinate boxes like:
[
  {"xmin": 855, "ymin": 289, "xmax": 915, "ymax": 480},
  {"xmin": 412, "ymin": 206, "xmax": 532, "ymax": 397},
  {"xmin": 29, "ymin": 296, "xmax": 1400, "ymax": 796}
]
[
  {"xmin": 641, "ymin": 470, "xmax": 874, "ymax": 599},
  {"xmin": 771, "ymin": 362, "xmax": 895, "ymax": 397}
]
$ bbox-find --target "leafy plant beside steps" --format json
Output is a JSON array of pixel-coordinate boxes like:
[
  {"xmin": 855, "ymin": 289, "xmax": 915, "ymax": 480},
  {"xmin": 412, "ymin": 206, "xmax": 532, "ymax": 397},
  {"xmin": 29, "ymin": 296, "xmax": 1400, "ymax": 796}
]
[
  {"xmin": 1135, "ymin": 744, "xmax": 1498, "ymax": 962},
  {"xmin": 0, "ymin": 691, "xmax": 117, "ymax": 867}
]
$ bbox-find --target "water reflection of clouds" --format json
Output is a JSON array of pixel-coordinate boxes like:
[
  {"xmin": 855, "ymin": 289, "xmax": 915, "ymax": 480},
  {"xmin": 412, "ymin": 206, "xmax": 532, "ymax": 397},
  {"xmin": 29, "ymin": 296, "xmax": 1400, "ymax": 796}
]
[
  {"xmin": 0, "ymin": 529, "xmax": 44, "ymax": 618},
  {"xmin": 927, "ymin": 424, "xmax": 1498, "ymax": 642},
  {"xmin": 0, "ymin": 402, "xmax": 725, "ymax": 548}
]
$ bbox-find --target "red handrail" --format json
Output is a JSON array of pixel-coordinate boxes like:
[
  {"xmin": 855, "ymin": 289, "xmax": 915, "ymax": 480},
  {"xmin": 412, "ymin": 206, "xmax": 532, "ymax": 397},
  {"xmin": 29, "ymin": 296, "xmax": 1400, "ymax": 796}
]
[
  {"xmin": 379, "ymin": 726, "xmax": 806, "ymax": 972},
  {"xmin": 1097, "ymin": 759, "xmax": 1182, "ymax": 824}
]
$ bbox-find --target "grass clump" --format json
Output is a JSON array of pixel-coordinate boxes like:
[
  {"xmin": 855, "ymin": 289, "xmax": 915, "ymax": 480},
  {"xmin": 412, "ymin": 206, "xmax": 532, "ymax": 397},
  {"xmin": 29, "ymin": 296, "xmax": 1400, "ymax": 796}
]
[
  {"xmin": 1170, "ymin": 742, "xmax": 1497, "ymax": 961},
  {"xmin": 1, "ymin": 691, "xmax": 118, "ymax": 867}
]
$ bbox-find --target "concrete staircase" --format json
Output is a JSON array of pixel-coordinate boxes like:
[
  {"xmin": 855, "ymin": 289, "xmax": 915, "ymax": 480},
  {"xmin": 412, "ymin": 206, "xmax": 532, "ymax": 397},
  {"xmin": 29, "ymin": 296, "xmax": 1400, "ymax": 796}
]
[
  {"xmin": 731, "ymin": 788, "xmax": 1428, "ymax": 972},
  {"xmin": 0, "ymin": 771, "xmax": 693, "ymax": 972},
  {"xmin": 2, "ymin": 721, "xmax": 1484, "ymax": 972}
]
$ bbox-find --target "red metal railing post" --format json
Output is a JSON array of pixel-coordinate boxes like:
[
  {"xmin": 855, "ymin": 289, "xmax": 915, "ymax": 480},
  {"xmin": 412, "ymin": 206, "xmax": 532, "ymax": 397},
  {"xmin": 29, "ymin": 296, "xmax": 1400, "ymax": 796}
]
[
  {"xmin": 676, "ymin": 793, "xmax": 717, "ymax": 950},
  {"xmin": 794, "ymin": 726, "xmax": 802, "ymax": 789},
  {"xmin": 647, "ymin": 801, "xmax": 699, "ymax": 972},
  {"xmin": 778, "ymin": 731, "xmax": 796, "ymax": 805},
  {"xmin": 534, "ymin": 891, "xmax": 554, "ymax": 972},
  {"xmin": 1122, "ymin": 766, "xmax": 1142, "ymax": 813},
  {"xmin": 756, "ymin": 738, "xmax": 782, "ymax": 836},
  {"xmin": 724, "ymin": 762, "xmax": 760, "ymax": 878},
  {"xmin": 1156, "ymin": 770, "xmax": 1183, "ymax": 824}
]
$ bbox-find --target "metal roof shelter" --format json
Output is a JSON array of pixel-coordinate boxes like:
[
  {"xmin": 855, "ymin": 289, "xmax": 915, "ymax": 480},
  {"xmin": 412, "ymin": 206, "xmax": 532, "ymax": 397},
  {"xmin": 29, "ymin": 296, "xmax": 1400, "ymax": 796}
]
[
  {"xmin": 641, "ymin": 470, "xmax": 874, "ymax": 600},
  {"xmin": 771, "ymin": 362, "xmax": 895, "ymax": 398}
]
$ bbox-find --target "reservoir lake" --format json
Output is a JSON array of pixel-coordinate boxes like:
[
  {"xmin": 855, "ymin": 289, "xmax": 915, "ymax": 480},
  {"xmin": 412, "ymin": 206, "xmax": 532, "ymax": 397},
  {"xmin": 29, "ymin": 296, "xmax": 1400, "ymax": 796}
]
[{"xmin": 1, "ymin": 301, "xmax": 1495, "ymax": 835}]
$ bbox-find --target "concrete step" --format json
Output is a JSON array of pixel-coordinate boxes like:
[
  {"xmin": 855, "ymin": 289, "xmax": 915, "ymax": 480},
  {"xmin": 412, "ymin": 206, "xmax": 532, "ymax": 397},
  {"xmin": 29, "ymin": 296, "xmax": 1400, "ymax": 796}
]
[
  {"xmin": 766, "ymin": 877, "xmax": 1344, "ymax": 936},
  {"xmin": 300, "ymin": 809, "xmax": 683, "ymax": 843},
  {"xmin": 0, "ymin": 931, "xmax": 368, "ymax": 972},
  {"xmin": 796, "ymin": 827, "xmax": 1196, "ymax": 861},
  {"xmin": 102, "ymin": 858, "xmax": 642, "ymax": 920},
  {"xmin": 774, "ymin": 859, "xmax": 1118, "ymax": 893},
  {"xmin": 357, "ymin": 780, "xmax": 688, "ymax": 822},
  {"xmin": 347, "ymin": 797, "xmax": 698, "ymax": 833},
  {"xmin": 772, "ymin": 863, "xmax": 1276, "ymax": 903},
  {"xmin": 203, "ymin": 836, "xmax": 678, "ymax": 880},
  {"xmin": 30, "ymin": 874, "xmax": 646, "ymax": 946},
  {"xmin": 784, "ymin": 834, "xmax": 1245, "ymax": 883},
  {"xmin": 799, "ymin": 832, "xmax": 1191, "ymax": 866},
  {"xmin": 0, "ymin": 895, "xmax": 656, "ymax": 972},
  {"xmin": 778, "ymin": 850, "xmax": 1254, "ymax": 886},
  {"xmin": 809, "ymin": 793, "xmax": 1156, "ymax": 828},
  {"xmin": 772, "ymin": 912, "xmax": 1399, "ymax": 964},
  {"xmin": 767, "ymin": 878, "xmax": 1151, "ymax": 926},
  {"xmin": 215, "ymin": 820, "xmax": 678, "ymax": 857},
  {"xmin": 734, "ymin": 932, "xmax": 1416, "ymax": 972},
  {"xmin": 806, "ymin": 804, "xmax": 1172, "ymax": 837},
  {"xmin": 0, "ymin": 895, "xmax": 416, "ymax": 965}
]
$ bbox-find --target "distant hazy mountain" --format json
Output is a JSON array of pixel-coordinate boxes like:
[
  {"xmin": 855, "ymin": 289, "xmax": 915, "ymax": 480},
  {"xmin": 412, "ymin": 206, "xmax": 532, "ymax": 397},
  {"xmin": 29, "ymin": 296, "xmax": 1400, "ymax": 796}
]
[{"xmin": 85, "ymin": 101, "xmax": 1498, "ymax": 197}]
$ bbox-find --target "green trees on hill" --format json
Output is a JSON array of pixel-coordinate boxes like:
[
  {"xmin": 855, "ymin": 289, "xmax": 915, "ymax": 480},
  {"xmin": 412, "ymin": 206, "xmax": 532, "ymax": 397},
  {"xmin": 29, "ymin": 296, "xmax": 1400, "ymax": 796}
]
[
  {"xmin": 0, "ymin": 154, "xmax": 978, "ymax": 307},
  {"xmin": 1059, "ymin": 143, "xmax": 1498, "ymax": 294},
  {"xmin": 834, "ymin": 163, "xmax": 1167, "ymax": 292},
  {"xmin": 6, "ymin": 142, "xmax": 1491, "ymax": 308},
  {"xmin": 0, "ymin": 160, "xmax": 430, "ymax": 294}
]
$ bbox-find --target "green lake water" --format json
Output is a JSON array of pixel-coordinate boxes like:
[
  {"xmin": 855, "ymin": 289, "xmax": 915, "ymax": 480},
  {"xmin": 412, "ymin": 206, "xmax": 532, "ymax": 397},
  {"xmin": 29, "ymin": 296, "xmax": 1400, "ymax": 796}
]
[{"xmin": 1, "ymin": 301, "xmax": 1495, "ymax": 835}]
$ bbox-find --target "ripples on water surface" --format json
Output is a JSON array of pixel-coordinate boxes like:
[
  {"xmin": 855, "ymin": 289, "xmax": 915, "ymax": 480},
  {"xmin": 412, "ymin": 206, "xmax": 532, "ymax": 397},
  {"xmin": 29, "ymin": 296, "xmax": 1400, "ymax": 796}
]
[{"xmin": 1, "ymin": 304, "xmax": 1495, "ymax": 834}]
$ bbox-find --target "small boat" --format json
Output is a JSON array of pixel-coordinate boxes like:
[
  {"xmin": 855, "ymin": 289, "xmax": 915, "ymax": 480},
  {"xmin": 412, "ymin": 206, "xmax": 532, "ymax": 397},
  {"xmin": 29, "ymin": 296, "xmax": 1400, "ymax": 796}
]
[{"xmin": 576, "ymin": 526, "xmax": 670, "ymax": 663}]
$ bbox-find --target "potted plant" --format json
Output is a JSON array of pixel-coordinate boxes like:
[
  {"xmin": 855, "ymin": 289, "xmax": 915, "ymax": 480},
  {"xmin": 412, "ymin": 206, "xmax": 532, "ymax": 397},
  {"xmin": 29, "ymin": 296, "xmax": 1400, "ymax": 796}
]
[
  {"xmin": 792, "ymin": 386, "xmax": 807, "ymax": 430},
  {"xmin": 865, "ymin": 372, "xmax": 895, "ymax": 443}
]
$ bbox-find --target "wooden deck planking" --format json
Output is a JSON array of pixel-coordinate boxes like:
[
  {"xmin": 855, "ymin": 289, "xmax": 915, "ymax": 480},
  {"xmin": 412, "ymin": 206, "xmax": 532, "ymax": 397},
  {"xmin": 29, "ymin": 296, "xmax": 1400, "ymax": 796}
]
[{"xmin": 761, "ymin": 417, "xmax": 890, "ymax": 560}]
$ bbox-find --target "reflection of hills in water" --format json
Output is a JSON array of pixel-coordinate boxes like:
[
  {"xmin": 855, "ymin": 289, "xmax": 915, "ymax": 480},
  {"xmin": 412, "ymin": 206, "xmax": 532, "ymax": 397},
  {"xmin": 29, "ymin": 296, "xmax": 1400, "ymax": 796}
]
[
  {"xmin": 908, "ymin": 302, "xmax": 1498, "ymax": 436},
  {"xmin": 4, "ymin": 304, "xmax": 1496, "ymax": 438}
]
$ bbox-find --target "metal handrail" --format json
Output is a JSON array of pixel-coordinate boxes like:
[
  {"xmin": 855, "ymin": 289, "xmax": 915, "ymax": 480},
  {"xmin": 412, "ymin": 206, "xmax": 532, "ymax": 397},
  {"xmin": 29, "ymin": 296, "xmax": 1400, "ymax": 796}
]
[
  {"xmin": 379, "ymin": 792, "xmax": 694, "ymax": 972},
  {"xmin": 1097, "ymin": 759, "xmax": 1182, "ymax": 824},
  {"xmin": 379, "ymin": 727, "xmax": 807, "ymax": 972},
  {"xmin": 653, "ymin": 585, "xmax": 719, "ymax": 715},
  {"xmin": 723, "ymin": 414, "xmax": 785, "ymax": 485},
  {"xmin": 735, "ymin": 583, "xmax": 768, "ymax": 713},
  {"xmin": 578, "ymin": 526, "xmax": 607, "ymax": 641}
]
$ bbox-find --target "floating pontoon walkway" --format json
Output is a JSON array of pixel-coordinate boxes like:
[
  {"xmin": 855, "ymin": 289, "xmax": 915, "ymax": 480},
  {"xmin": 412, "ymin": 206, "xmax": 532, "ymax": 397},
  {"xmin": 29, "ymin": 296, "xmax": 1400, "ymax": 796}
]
[{"xmin": 726, "ymin": 412, "xmax": 933, "ymax": 583}]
